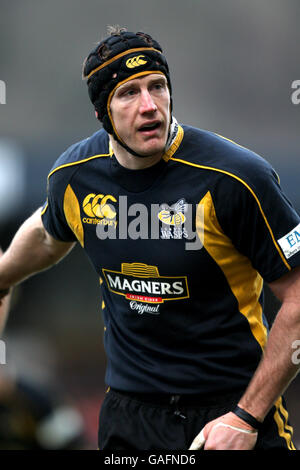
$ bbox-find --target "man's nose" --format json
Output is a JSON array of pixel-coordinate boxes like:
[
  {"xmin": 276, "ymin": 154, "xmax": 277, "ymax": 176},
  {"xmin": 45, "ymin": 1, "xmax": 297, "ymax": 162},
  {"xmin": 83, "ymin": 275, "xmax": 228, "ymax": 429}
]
[{"xmin": 139, "ymin": 90, "xmax": 157, "ymax": 113}]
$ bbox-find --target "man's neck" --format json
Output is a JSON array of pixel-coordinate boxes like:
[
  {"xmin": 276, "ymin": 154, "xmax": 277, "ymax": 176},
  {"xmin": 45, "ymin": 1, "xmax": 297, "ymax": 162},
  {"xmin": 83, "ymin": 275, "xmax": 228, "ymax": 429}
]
[{"xmin": 109, "ymin": 137, "xmax": 163, "ymax": 170}]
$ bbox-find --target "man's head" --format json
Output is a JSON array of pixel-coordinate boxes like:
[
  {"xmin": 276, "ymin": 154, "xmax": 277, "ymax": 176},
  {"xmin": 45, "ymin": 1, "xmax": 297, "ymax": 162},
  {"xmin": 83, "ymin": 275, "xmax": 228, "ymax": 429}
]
[{"xmin": 82, "ymin": 27, "xmax": 172, "ymax": 158}]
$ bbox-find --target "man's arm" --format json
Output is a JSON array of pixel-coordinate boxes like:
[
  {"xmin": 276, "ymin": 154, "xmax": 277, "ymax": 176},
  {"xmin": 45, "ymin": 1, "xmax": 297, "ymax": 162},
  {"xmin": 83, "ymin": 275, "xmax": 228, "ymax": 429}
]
[
  {"xmin": 190, "ymin": 266, "xmax": 300, "ymax": 450},
  {"xmin": 0, "ymin": 208, "xmax": 75, "ymax": 332},
  {"xmin": 0, "ymin": 248, "xmax": 12, "ymax": 334},
  {"xmin": 237, "ymin": 265, "xmax": 300, "ymax": 419}
]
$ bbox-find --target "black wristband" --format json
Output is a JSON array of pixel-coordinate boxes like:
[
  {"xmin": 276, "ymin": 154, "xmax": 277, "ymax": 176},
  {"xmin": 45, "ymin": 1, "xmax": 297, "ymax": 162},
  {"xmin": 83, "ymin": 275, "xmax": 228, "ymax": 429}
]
[{"xmin": 233, "ymin": 405, "xmax": 262, "ymax": 430}]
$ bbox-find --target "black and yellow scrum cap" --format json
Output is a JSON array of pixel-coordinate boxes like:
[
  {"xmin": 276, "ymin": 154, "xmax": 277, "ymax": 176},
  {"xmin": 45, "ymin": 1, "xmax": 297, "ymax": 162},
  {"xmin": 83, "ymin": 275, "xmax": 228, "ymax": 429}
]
[{"xmin": 82, "ymin": 30, "xmax": 172, "ymax": 140}]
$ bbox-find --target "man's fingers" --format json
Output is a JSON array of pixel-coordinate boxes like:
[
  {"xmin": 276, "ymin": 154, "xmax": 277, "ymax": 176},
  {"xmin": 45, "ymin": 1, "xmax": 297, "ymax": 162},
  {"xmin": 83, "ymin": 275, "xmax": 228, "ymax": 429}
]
[
  {"xmin": 189, "ymin": 428, "xmax": 205, "ymax": 450},
  {"xmin": 213, "ymin": 422, "xmax": 257, "ymax": 435},
  {"xmin": 189, "ymin": 421, "xmax": 257, "ymax": 450}
]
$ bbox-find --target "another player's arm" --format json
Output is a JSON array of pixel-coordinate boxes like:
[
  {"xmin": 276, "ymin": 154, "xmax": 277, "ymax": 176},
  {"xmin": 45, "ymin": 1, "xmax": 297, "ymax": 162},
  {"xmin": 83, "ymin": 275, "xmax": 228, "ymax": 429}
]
[{"xmin": 0, "ymin": 207, "xmax": 75, "ymax": 333}]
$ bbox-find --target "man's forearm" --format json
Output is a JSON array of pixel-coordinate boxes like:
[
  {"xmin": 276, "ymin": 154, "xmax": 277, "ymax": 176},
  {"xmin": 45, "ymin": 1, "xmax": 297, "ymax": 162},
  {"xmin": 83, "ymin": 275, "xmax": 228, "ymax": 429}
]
[
  {"xmin": 0, "ymin": 207, "xmax": 75, "ymax": 289},
  {"xmin": 238, "ymin": 301, "xmax": 300, "ymax": 422},
  {"xmin": 0, "ymin": 247, "xmax": 12, "ymax": 334},
  {"xmin": 0, "ymin": 289, "xmax": 11, "ymax": 334}
]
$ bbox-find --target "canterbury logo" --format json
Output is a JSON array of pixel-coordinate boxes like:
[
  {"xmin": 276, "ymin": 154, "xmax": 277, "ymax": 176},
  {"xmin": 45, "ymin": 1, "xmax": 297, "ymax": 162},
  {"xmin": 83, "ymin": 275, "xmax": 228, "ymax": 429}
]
[
  {"xmin": 126, "ymin": 55, "xmax": 148, "ymax": 69},
  {"xmin": 82, "ymin": 193, "xmax": 117, "ymax": 219}
]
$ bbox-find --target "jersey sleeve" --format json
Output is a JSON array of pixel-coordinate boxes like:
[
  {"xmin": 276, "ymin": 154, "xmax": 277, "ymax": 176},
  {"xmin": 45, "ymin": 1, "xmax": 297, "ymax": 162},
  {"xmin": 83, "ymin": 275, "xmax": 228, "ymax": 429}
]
[
  {"xmin": 214, "ymin": 162, "xmax": 300, "ymax": 283},
  {"xmin": 41, "ymin": 167, "xmax": 77, "ymax": 243}
]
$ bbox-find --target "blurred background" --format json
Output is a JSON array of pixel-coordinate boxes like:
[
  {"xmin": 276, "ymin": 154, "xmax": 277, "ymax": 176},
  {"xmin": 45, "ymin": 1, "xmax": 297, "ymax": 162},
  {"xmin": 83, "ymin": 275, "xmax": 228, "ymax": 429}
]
[{"xmin": 0, "ymin": 0, "xmax": 299, "ymax": 449}]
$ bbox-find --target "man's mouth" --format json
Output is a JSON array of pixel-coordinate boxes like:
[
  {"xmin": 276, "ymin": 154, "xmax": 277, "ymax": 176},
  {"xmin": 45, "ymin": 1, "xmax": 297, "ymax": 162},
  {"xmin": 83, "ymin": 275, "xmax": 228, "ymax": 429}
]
[{"xmin": 138, "ymin": 122, "xmax": 161, "ymax": 133}]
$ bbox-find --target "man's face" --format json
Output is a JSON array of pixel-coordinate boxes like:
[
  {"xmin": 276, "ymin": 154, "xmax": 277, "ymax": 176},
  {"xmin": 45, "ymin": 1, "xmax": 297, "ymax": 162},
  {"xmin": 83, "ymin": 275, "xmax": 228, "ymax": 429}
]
[{"xmin": 109, "ymin": 73, "xmax": 171, "ymax": 158}]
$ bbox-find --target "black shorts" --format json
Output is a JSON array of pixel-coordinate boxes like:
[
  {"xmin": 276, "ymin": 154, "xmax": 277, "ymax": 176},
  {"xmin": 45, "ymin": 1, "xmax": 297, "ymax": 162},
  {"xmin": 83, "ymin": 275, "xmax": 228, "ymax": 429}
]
[{"xmin": 98, "ymin": 388, "xmax": 296, "ymax": 450}]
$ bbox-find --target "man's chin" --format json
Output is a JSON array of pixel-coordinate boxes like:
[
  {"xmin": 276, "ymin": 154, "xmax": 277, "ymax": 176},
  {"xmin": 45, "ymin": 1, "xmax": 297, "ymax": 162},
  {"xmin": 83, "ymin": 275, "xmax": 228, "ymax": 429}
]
[
  {"xmin": 131, "ymin": 140, "xmax": 166, "ymax": 159},
  {"xmin": 132, "ymin": 148, "xmax": 165, "ymax": 159}
]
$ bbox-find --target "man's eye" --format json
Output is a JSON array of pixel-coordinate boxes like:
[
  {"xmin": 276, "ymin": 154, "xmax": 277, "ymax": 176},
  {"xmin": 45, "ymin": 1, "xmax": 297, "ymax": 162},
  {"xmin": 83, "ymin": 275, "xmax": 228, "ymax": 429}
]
[
  {"xmin": 123, "ymin": 89, "xmax": 136, "ymax": 96},
  {"xmin": 152, "ymin": 83, "xmax": 165, "ymax": 92},
  {"xmin": 116, "ymin": 88, "xmax": 134, "ymax": 99}
]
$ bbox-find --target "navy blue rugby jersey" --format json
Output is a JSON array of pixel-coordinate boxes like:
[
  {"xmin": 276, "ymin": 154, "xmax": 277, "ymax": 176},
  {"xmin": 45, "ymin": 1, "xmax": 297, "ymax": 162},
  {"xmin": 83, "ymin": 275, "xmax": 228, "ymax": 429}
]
[{"xmin": 41, "ymin": 124, "xmax": 300, "ymax": 396}]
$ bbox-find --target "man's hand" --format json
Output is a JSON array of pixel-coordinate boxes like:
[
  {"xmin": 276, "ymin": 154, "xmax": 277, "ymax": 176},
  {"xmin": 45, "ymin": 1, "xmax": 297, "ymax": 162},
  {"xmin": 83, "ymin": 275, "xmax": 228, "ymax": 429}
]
[{"xmin": 189, "ymin": 412, "xmax": 258, "ymax": 450}]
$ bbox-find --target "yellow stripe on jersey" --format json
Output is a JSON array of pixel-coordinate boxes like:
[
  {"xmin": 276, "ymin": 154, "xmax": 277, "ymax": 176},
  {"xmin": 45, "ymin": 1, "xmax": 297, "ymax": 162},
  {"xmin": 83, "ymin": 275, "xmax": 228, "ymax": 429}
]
[
  {"xmin": 273, "ymin": 397, "xmax": 296, "ymax": 450},
  {"xmin": 214, "ymin": 133, "xmax": 248, "ymax": 151},
  {"xmin": 63, "ymin": 184, "xmax": 84, "ymax": 247},
  {"xmin": 48, "ymin": 151, "xmax": 112, "ymax": 179},
  {"xmin": 196, "ymin": 191, "xmax": 267, "ymax": 350},
  {"xmin": 170, "ymin": 157, "xmax": 291, "ymax": 271},
  {"xmin": 41, "ymin": 202, "xmax": 48, "ymax": 216},
  {"xmin": 43, "ymin": 153, "xmax": 113, "ymax": 226},
  {"xmin": 215, "ymin": 133, "xmax": 281, "ymax": 185}
]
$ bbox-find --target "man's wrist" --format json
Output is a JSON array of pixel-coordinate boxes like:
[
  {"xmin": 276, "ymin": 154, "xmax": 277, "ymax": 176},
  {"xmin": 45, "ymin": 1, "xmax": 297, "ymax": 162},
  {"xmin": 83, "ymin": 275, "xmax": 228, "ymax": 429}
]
[{"xmin": 232, "ymin": 405, "xmax": 263, "ymax": 430}]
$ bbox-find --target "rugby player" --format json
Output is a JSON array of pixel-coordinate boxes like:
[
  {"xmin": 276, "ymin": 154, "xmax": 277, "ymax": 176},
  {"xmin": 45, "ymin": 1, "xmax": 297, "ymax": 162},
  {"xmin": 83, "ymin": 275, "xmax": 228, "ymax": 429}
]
[{"xmin": 1, "ymin": 27, "xmax": 300, "ymax": 450}]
